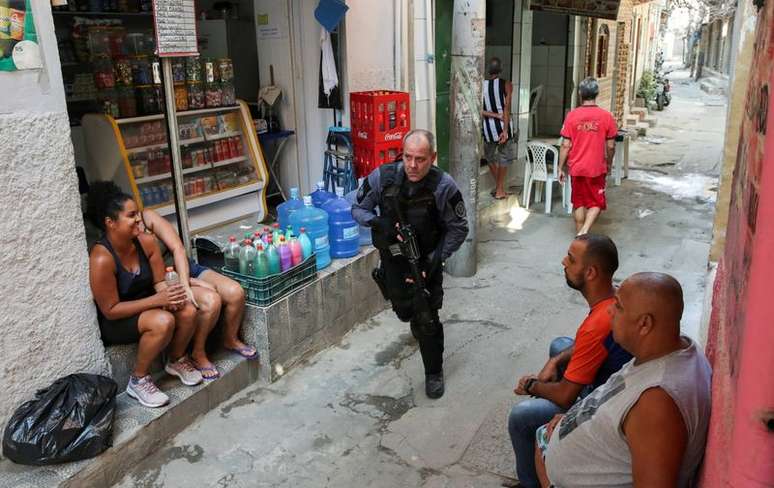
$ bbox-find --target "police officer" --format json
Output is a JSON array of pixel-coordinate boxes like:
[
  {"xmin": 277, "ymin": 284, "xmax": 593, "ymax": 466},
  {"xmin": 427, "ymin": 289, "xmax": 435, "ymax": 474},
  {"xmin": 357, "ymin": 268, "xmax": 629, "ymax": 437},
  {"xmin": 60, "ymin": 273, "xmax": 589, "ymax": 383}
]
[{"xmin": 352, "ymin": 129, "xmax": 469, "ymax": 399}]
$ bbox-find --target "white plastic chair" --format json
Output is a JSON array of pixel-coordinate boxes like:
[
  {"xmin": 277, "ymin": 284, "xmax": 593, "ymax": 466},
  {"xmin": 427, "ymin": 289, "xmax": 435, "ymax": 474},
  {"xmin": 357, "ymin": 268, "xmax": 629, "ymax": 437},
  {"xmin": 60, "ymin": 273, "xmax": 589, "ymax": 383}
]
[{"xmin": 524, "ymin": 142, "xmax": 571, "ymax": 214}]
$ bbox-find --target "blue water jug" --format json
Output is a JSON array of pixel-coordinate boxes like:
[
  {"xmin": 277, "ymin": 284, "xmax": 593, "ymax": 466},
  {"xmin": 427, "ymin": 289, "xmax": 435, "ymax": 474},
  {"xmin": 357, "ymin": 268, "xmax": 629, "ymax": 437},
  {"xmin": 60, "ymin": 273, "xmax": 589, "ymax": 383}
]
[
  {"xmin": 290, "ymin": 196, "xmax": 331, "ymax": 270},
  {"xmin": 277, "ymin": 187, "xmax": 304, "ymax": 231},
  {"xmin": 311, "ymin": 181, "xmax": 335, "ymax": 208},
  {"xmin": 344, "ymin": 189, "xmax": 372, "ymax": 246},
  {"xmin": 322, "ymin": 187, "xmax": 360, "ymax": 258}
]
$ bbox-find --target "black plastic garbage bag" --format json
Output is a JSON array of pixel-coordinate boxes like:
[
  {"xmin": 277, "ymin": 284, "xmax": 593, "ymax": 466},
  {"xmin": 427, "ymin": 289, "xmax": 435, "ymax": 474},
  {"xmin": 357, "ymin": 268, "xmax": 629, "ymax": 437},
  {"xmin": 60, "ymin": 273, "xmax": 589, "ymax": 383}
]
[{"xmin": 2, "ymin": 373, "xmax": 117, "ymax": 465}]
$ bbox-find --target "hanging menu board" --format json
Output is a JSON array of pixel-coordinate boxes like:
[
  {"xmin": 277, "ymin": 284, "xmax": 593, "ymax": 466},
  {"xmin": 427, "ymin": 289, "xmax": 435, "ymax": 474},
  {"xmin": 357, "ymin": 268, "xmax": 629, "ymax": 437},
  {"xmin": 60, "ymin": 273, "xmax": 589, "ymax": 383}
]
[{"xmin": 152, "ymin": 0, "xmax": 199, "ymax": 57}]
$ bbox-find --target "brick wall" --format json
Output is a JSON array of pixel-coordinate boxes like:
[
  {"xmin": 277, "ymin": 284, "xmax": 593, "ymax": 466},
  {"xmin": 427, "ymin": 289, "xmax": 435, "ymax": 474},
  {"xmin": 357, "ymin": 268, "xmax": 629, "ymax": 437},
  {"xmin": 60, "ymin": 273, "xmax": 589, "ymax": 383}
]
[{"xmin": 584, "ymin": 0, "xmax": 634, "ymax": 123}]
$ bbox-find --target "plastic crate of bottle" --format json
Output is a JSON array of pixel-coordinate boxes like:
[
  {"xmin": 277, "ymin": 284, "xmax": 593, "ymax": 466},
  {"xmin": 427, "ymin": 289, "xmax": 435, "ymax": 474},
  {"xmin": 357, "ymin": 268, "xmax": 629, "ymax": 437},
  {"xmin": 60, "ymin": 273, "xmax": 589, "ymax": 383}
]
[
  {"xmin": 350, "ymin": 90, "xmax": 411, "ymax": 145},
  {"xmin": 220, "ymin": 254, "xmax": 317, "ymax": 307},
  {"xmin": 353, "ymin": 140, "xmax": 403, "ymax": 178}
]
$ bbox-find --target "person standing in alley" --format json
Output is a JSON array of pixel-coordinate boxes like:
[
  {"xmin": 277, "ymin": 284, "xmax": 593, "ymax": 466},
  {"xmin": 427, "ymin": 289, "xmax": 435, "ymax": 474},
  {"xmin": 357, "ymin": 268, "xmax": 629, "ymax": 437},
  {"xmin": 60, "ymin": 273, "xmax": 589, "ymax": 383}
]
[
  {"xmin": 558, "ymin": 78, "xmax": 618, "ymax": 235},
  {"xmin": 482, "ymin": 57, "xmax": 517, "ymax": 200},
  {"xmin": 352, "ymin": 129, "xmax": 469, "ymax": 399}
]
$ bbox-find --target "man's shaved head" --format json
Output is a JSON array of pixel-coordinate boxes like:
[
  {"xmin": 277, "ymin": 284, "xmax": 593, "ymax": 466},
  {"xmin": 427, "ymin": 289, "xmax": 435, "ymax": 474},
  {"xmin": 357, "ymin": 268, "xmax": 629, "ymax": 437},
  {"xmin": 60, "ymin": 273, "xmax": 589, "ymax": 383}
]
[
  {"xmin": 624, "ymin": 272, "xmax": 684, "ymax": 328},
  {"xmin": 611, "ymin": 272, "xmax": 685, "ymax": 356}
]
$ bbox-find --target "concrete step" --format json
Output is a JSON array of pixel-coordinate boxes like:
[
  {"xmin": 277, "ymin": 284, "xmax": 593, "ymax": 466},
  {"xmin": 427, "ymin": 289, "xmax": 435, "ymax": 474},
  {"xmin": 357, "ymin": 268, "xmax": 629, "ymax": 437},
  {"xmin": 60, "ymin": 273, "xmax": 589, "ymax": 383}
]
[
  {"xmin": 0, "ymin": 352, "xmax": 260, "ymax": 488},
  {"xmin": 643, "ymin": 116, "xmax": 658, "ymax": 128},
  {"xmin": 0, "ymin": 248, "xmax": 390, "ymax": 488},
  {"xmin": 699, "ymin": 76, "xmax": 728, "ymax": 96},
  {"xmin": 632, "ymin": 122, "xmax": 649, "ymax": 136},
  {"xmin": 630, "ymin": 107, "xmax": 648, "ymax": 121},
  {"xmin": 625, "ymin": 116, "xmax": 639, "ymax": 127}
]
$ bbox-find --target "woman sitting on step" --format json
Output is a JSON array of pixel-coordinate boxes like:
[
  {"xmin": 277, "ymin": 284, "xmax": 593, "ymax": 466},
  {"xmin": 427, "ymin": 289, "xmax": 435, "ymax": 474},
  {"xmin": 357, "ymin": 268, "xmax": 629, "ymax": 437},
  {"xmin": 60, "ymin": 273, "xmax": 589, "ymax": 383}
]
[
  {"xmin": 139, "ymin": 207, "xmax": 258, "ymax": 377},
  {"xmin": 87, "ymin": 182, "xmax": 206, "ymax": 407}
]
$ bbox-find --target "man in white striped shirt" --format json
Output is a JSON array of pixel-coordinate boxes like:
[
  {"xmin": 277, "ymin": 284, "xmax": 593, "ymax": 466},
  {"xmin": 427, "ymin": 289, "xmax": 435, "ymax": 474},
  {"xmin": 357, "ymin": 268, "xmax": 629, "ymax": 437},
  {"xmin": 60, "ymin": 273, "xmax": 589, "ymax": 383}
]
[{"xmin": 481, "ymin": 57, "xmax": 517, "ymax": 200}]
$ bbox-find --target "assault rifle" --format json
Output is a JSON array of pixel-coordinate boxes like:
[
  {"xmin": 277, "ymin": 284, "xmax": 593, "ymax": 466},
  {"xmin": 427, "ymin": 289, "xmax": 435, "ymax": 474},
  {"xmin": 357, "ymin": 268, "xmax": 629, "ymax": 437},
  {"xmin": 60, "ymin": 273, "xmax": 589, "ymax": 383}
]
[{"xmin": 387, "ymin": 205, "xmax": 436, "ymax": 335}]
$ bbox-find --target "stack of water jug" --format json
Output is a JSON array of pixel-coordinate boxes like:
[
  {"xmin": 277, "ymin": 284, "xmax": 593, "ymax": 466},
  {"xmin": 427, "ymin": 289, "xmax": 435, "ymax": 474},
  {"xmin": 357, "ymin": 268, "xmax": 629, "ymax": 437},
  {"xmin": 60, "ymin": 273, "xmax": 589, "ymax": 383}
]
[{"xmin": 224, "ymin": 181, "xmax": 372, "ymax": 276}]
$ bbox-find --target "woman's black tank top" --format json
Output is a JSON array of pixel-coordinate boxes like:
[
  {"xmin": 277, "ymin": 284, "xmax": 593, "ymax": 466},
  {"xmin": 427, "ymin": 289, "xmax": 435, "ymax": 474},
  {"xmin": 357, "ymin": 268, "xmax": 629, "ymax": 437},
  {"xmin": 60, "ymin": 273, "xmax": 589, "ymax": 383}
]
[{"xmin": 95, "ymin": 236, "xmax": 154, "ymax": 305}]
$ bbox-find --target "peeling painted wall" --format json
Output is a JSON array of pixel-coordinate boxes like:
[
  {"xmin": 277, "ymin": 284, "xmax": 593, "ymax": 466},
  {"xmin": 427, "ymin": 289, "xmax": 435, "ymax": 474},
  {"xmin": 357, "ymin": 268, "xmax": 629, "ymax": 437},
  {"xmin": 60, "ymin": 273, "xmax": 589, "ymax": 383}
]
[{"xmin": 699, "ymin": 0, "xmax": 774, "ymax": 484}]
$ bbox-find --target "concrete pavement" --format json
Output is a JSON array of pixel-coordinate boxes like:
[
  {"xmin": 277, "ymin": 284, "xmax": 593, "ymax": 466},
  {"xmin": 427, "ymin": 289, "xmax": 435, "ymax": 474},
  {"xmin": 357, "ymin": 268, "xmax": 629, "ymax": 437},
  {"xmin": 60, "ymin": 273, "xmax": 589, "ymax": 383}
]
[{"xmin": 113, "ymin": 70, "xmax": 725, "ymax": 488}]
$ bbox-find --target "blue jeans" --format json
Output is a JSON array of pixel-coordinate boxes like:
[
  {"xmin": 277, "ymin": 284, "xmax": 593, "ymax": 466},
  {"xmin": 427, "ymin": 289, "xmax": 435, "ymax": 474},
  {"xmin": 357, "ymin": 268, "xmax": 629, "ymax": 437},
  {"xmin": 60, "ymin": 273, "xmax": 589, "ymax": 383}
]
[{"xmin": 507, "ymin": 336, "xmax": 574, "ymax": 488}]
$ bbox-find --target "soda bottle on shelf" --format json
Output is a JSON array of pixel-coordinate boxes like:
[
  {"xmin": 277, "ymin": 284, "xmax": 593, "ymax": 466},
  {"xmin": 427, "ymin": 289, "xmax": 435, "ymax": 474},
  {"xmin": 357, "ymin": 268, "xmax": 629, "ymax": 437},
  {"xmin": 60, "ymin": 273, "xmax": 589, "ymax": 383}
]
[
  {"xmin": 240, "ymin": 239, "xmax": 258, "ymax": 275},
  {"xmin": 285, "ymin": 225, "xmax": 294, "ymax": 240},
  {"xmin": 253, "ymin": 230, "xmax": 262, "ymax": 247},
  {"xmin": 288, "ymin": 233, "xmax": 303, "ymax": 266},
  {"xmin": 265, "ymin": 236, "xmax": 281, "ymax": 275},
  {"xmin": 298, "ymin": 227, "xmax": 313, "ymax": 260},
  {"xmin": 223, "ymin": 236, "xmax": 240, "ymax": 271},
  {"xmin": 261, "ymin": 226, "xmax": 272, "ymax": 245},
  {"xmin": 278, "ymin": 235, "xmax": 292, "ymax": 272},
  {"xmin": 254, "ymin": 242, "xmax": 269, "ymax": 278}
]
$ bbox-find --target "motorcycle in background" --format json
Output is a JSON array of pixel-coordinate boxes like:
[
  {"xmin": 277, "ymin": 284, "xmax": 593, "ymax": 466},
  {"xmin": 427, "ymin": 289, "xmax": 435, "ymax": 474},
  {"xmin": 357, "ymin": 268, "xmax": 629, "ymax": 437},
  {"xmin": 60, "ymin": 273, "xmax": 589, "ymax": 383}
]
[{"xmin": 655, "ymin": 72, "xmax": 672, "ymax": 111}]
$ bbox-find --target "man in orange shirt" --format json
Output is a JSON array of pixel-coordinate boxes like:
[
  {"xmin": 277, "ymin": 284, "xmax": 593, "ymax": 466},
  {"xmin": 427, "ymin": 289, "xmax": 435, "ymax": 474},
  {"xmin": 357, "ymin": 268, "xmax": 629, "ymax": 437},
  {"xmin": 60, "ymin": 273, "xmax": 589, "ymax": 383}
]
[{"xmin": 504, "ymin": 234, "xmax": 632, "ymax": 488}]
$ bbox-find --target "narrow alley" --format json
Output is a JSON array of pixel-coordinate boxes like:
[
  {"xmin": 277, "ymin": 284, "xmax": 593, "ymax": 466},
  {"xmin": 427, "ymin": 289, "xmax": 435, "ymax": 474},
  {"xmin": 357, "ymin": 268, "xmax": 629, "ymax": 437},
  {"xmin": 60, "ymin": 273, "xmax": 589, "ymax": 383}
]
[{"xmin": 111, "ymin": 70, "xmax": 726, "ymax": 488}]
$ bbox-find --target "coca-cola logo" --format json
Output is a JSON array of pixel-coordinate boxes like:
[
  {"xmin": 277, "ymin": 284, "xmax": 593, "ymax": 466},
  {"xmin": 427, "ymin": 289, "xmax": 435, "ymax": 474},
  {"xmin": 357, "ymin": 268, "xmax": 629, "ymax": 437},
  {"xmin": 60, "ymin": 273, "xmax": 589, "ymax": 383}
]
[
  {"xmin": 383, "ymin": 132, "xmax": 403, "ymax": 141},
  {"xmin": 357, "ymin": 131, "xmax": 369, "ymax": 139}
]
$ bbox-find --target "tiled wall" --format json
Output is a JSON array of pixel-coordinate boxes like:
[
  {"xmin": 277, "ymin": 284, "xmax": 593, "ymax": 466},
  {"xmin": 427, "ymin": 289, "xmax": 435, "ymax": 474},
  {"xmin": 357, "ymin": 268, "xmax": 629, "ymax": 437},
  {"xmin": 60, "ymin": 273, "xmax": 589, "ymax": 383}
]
[
  {"xmin": 510, "ymin": 0, "xmax": 532, "ymax": 158},
  {"xmin": 531, "ymin": 44, "xmax": 568, "ymax": 135}
]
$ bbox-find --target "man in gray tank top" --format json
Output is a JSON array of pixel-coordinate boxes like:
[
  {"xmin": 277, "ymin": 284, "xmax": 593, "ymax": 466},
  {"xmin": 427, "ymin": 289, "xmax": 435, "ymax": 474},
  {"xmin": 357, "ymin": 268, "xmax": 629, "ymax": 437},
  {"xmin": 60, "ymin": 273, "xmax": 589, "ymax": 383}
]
[{"xmin": 536, "ymin": 272, "xmax": 712, "ymax": 487}]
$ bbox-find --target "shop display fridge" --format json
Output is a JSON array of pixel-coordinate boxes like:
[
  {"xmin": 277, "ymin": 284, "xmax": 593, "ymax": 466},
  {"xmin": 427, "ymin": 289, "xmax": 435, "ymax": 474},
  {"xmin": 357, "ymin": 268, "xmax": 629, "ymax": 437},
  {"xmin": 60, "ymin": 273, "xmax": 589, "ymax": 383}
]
[{"xmin": 81, "ymin": 100, "xmax": 269, "ymax": 232}]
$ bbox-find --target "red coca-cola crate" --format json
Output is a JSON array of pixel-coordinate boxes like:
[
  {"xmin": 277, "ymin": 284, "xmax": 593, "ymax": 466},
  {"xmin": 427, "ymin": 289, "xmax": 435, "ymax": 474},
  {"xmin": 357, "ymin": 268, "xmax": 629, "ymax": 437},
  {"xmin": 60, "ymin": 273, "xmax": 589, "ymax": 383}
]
[
  {"xmin": 350, "ymin": 90, "xmax": 411, "ymax": 145},
  {"xmin": 353, "ymin": 140, "xmax": 403, "ymax": 178}
]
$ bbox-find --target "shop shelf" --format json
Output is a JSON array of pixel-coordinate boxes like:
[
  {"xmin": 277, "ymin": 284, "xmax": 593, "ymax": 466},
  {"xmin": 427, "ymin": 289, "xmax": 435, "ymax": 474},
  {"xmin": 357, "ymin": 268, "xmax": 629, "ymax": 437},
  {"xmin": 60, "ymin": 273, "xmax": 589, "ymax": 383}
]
[
  {"xmin": 150, "ymin": 180, "xmax": 264, "ymax": 216},
  {"xmin": 134, "ymin": 164, "xmax": 217, "ymax": 184},
  {"xmin": 115, "ymin": 105, "xmax": 240, "ymax": 125},
  {"xmin": 125, "ymin": 137, "xmax": 205, "ymax": 154},
  {"xmin": 212, "ymin": 156, "xmax": 247, "ymax": 168},
  {"xmin": 205, "ymin": 131, "xmax": 241, "ymax": 142},
  {"xmin": 53, "ymin": 11, "xmax": 153, "ymax": 17}
]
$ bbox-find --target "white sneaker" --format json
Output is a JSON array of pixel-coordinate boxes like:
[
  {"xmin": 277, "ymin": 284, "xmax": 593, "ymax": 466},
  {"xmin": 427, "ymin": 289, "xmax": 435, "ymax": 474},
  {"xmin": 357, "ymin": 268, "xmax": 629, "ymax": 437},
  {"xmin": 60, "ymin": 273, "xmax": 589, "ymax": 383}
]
[
  {"xmin": 164, "ymin": 356, "xmax": 203, "ymax": 386},
  {"xmin": 126, "ymin": 375, "xmax": 170, "ymax": 408}
]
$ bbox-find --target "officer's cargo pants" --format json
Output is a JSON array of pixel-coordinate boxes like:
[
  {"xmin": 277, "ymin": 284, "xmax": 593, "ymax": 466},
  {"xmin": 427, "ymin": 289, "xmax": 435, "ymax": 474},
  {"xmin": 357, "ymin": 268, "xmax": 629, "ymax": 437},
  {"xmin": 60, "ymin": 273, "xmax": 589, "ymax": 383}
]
[{"xmin": 379, "ymin": 254, "xmax": 445, "ymax": 375}]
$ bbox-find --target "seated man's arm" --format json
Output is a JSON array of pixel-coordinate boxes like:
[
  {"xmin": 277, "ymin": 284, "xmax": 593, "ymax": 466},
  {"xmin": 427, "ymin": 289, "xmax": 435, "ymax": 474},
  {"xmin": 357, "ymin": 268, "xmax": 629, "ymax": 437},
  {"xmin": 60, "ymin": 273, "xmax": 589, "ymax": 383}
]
[
  {"xmin": 623, "ymin": 387, "xmax": 688, "ymax": 488},
  {"xmin": 538, "ymin": 346, "xmax": 575, "ymax": 382},
  {"xmin": 530, "ymin": 378, "xmax": 585, "ymax": 410}
]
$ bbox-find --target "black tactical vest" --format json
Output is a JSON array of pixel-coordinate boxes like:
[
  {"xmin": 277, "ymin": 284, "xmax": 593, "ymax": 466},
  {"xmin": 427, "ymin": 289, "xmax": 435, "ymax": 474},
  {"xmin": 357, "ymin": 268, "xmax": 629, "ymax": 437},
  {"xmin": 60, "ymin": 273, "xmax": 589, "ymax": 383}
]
[{"xmin": 376, "ymin": 162, "xmax": 443, "ymax": 256}]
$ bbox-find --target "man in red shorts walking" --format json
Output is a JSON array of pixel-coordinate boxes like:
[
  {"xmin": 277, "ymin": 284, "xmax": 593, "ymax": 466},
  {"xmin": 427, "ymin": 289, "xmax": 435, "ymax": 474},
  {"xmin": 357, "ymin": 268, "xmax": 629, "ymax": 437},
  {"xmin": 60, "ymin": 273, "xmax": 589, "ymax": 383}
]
[{"xmin": 558, "ymin": 78, "xmax": 618, "ymax": 235}]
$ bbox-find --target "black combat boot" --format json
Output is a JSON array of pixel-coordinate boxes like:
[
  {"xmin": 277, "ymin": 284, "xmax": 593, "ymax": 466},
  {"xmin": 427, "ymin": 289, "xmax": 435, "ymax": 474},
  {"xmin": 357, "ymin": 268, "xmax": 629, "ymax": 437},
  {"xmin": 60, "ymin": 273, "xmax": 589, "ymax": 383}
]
[{"xmin": 425, "ymin": 372, "xmax": 444, "ymax": 399}]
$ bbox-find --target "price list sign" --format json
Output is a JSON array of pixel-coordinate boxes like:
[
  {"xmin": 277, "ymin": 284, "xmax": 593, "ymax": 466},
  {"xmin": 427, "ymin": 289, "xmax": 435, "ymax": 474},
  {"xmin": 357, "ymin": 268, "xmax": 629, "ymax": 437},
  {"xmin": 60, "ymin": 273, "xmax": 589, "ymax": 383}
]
[{"xmin": 153, "ymin": 0, "xmax": 199, "ymax": 57}]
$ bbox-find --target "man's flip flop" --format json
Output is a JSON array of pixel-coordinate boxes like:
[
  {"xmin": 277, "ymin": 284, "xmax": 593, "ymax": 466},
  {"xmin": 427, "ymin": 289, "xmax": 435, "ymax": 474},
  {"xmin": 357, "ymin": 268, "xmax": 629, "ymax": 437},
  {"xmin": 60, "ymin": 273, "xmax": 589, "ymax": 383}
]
[
  {"xmin": 194, "ymin": 364, "xmax": 220, "ymax": 381},
  {"xmin": 226, "ymin": 345, "xmax": 259, "ymax": 360}
]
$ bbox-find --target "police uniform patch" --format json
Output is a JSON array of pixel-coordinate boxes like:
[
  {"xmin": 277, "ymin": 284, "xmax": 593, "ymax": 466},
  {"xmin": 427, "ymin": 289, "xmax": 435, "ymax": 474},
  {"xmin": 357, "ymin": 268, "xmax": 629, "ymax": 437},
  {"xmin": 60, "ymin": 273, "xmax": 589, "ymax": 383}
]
[
  {"xmin": 449, "ymin": 190, "xmax": 466, "ymax": 219},
  {"xmin": 455, "ymin": 200, "xmax": 466, "ymax": 219}
]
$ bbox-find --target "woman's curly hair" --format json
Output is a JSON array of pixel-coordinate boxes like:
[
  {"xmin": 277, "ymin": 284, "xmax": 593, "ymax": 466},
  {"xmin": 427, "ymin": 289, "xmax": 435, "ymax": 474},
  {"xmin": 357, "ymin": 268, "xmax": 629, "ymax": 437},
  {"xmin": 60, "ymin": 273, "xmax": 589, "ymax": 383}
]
[{"xmin": 86, "ymin": 181, "xmax": 133, "ymax": 231}]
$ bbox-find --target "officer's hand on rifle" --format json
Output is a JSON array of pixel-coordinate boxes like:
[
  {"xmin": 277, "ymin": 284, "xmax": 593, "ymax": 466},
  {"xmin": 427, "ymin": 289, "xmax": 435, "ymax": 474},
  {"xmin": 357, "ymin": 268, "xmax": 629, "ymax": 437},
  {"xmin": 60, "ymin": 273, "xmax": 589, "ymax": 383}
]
[{"xmin": 405, "ymin": 271, "xmax": 426, "ymax": 284}]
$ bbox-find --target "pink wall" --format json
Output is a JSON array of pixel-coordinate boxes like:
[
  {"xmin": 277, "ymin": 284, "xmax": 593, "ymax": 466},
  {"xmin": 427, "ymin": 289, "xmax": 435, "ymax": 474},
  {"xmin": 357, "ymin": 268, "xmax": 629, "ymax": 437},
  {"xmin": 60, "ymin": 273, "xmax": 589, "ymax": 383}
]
[{"xmin": 700, "ymin": 2, "xmax": 774, "ymax": 486}]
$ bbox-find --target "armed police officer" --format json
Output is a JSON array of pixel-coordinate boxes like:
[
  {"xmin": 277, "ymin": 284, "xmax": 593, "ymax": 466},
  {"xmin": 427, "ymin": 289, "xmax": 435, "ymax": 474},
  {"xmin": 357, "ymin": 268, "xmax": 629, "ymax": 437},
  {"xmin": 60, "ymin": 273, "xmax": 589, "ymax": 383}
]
[{"xmin": 352, "ymin": 129, "xmax": 469, "ymax": 399}]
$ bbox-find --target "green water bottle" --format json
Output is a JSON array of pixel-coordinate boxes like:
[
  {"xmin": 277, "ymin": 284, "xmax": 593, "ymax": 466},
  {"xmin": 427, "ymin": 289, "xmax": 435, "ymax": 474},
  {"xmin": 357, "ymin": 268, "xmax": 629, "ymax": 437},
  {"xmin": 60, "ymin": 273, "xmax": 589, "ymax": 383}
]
[
  {"xmin": 265, "ymin": 235, "xmax": 281, "ymax": 275},
  {"xmin": 271, "ymin": 223, "xmax": 282, "ymax": 245},
  {"xmin": 285, "ymin": 224, "xmax": 294, "ymax": 240},
  {"xmin": 254, "ymin": 241, "xmax": 270, "ymax": 278}
]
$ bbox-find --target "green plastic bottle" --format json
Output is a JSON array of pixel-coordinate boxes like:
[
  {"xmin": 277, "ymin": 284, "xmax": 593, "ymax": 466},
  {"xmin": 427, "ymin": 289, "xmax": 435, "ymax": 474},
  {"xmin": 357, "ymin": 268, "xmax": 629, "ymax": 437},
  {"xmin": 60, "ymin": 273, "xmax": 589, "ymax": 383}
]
[
  {"xmin": 271, "ymin": 223, "xmax": 283, "ymax": 246},
  {"xmin": 254, "ymin": 241, "xmax": 270, "ymax": 278},
  {"xmin": 265, "ymin": 235, "xmax": 281, "ymax": 275},
  {"xmin": 285, "ymin": 224, "xmax": 294, "ymax": 240}
]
